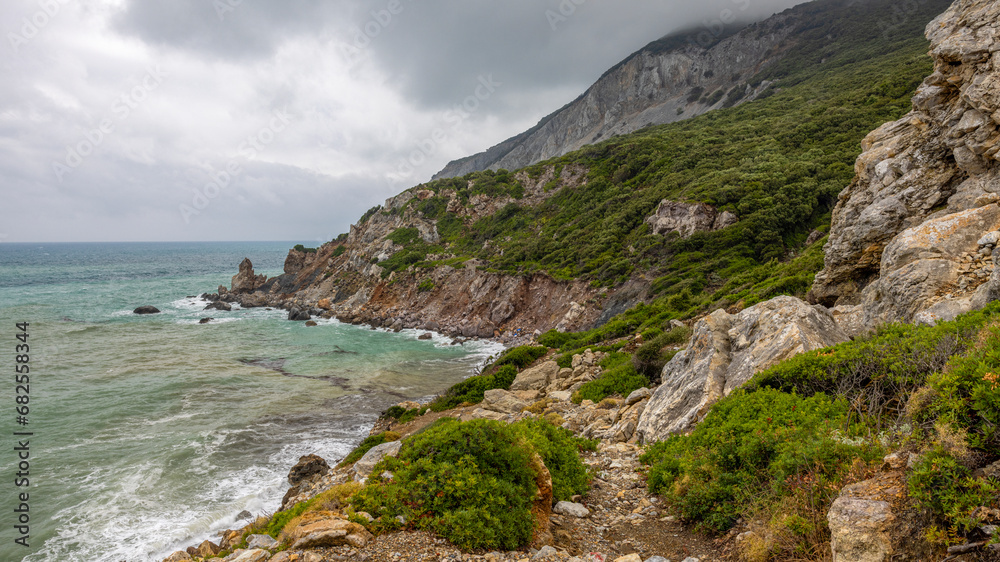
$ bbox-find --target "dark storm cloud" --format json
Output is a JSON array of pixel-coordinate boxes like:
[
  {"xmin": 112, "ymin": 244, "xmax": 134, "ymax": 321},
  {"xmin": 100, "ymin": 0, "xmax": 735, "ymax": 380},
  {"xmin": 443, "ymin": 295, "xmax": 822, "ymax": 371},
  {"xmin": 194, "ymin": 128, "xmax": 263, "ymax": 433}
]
[{"xmin": 2, "ymin": 0, "xmax": 815, "ymax": 243}]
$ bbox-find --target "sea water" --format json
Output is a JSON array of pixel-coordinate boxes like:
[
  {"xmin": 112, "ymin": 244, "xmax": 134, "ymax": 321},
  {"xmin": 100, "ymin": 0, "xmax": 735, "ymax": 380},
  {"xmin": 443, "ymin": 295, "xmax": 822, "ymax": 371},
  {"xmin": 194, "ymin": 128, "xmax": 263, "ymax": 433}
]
[{"xmin": 0, "ymin": 242, "xmax": 501, "ymax": 561}]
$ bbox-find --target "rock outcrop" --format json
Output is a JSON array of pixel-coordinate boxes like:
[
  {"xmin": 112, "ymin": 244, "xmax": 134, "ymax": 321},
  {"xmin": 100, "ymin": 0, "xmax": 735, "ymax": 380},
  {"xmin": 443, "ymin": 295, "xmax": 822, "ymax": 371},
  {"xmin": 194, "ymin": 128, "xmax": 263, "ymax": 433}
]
[
  {"xmin": 636, "ymin": 296, "xmax": 848, "ymax": 442},
  {"xmin": 644, "ymin": 200, "xmax": 738, "ymax": 238},
  {"xmin": 231, "ymin": 258, "xmax": 267, "ymax": 294},
  {"xmin": 810, "ymin": 0, "xmax": 1000, "ymax": 330}
]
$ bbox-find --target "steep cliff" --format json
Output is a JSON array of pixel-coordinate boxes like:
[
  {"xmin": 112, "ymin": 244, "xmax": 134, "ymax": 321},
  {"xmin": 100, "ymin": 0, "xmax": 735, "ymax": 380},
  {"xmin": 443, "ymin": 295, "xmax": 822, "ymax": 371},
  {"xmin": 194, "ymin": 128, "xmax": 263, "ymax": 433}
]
[{"xmin": 809, "ymin": 0, "xmax": 1000, "ymax": 330}]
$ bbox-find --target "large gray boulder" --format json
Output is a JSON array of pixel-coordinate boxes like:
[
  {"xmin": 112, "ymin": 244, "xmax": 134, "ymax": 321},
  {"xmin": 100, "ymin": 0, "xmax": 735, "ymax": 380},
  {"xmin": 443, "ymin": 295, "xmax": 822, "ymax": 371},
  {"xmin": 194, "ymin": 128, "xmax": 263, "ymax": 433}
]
[
  {"xmin": 481, "ymin": 389, "xmax": 528, "ymax": 414},
  {"xmin": 636, "ymin": 296, "xmax": 847, "ymax": 442},
  {"xmin": 510, "ymin": 361, "xmax": 560, "ymax": 392},
  {"xmin": 352, "ymin": 440, "xmax": 402, "ymax": 479}
]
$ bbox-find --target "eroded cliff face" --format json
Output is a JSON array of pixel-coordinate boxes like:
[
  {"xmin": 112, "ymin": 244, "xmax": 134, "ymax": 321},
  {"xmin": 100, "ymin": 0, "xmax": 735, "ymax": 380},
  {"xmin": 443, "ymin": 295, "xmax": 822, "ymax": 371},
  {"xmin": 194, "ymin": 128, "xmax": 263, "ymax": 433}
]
[
  {"xmin": 434, "ymin": 13, "xmax": 797, "ymax": 179},
  {"xmin": 809, "ymin": 0, "xmax": 1000, "ymax": 331},
  {"xmin": 221, "ymin": 166, "xmax": 604, "ymax": 342}
]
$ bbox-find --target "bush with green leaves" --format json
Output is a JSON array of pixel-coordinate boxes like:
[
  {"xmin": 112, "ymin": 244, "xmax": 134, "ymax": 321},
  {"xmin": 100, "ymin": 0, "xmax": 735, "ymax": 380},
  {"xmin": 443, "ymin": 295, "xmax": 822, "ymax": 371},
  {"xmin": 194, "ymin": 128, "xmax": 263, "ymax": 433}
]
[
  {"xmin": 351, "ymin": 417, "xmax": 589, "ymax": 550},
  {"xmin": 428, "ymin": 364, "xmax": 519, "ymax": 412},
  {"xmin": 509, "ymin": 417, "xmax": 592, "ymax": 501},
  {"xmin": 572, "ymin": 351, "xmax": 650, "ymax": 404},
  {"xmin": 492, "ymin": 345, "xmax": 548, "ymax": 369},
  {"xmin": 641, "ymin": 387, "xmax": 879, "ymax": 534},
  {"xmin": 338, "ymin": 431, "xmax": 400, "ymax": 467},
  {"xmin": 908, "ymin": 447, "xmax": 1000, "ymax": 534}
]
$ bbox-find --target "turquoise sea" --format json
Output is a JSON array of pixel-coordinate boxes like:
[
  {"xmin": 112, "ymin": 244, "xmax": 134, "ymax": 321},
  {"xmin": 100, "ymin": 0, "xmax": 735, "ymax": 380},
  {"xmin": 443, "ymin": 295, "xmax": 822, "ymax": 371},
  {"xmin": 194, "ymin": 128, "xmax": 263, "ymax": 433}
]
[{"xmin": 0, "ymin": 242, "xmax": 502, "ymax": 562}]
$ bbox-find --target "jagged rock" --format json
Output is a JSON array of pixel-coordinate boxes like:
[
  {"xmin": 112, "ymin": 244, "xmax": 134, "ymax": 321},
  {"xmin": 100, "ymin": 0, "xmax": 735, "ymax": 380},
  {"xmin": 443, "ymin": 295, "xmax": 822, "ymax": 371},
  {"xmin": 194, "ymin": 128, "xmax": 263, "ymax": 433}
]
[
  {"xmin": 636, "ymin": 296, "xmax": 848, "ymax": 442},
  {"xmin": 267, "ymin": 552, "xmax": 324, "ymax": 562},
  {"xmin": 418, "ymin": 332, "xmax": 433, "ymax": 340},
  {"xmin": 860, "ymin": 205, "xmax": 1000, "ymax": 327},
  {"xmin": 810, "ymin": 0, "xmax": 1000, "ymax": 316},
  {"xmin": 553, "ymin": 501, "xmax": 590, "ymax": 518},
  {"xmin": 353, "ymin": 440, "xmax": 402, "ymax": 478},
  {"xmin": 287, "ymin": 308, "xmax": 311, "ymax": 322},
  {"xmin": 162, "ymin": 552, "xmax": 191, "ymax": 562},
  {"xmin": 199, "ymin": 317, "xmax": 213, "ymax": 324},
  {"xmin": 245, "ymin": 534, "xmax": 278, "ymax": 550},
  {"xmin": 548, "ymin": 390, "xmax": 573, "ymax": 402},
  {"xmin": 287, "ymin": 454, "xmax": 329, "ymax": 486},
  {"xmin": 284, "ymin": 512, "xmax": 374, "ymax": 549},
  {"xmin": 529, "ymin": 453, "xmax": 554, "ymax": 548},
  {"xmin": 511, "ymin": 361, "xmax": 561, "ymax": 392},
  {"xmin": 223, "ymin": 550, "xmax": 270, "ymax": 562},
  {"xmin": 645, "ymin": 200, "xmax": 735, "ymax": 238},
  {"xmin": 231, "ymin": 258, "xmax": 267, "ymax": 294},
  {"xmin": 482, "ymin": 389, "xmax": 529, "ymax": 414},
  {"xmin": 193, "ymin": 540, "xmax": 220, "ymax": 558},
  {"xmin": 204, "ymin": 301, "xmax": 232, "ymax": 312},
  {"xmin": 625, "ymin": 387, "xmax": 651, "ymax": 405},
  {"xmin": 304, "ymin": 320, "xmax": 318, "ymax": 327},
  {"xmin": 555, "ymin": 301, "xmax": 587, "ymax": 332},
  {"xmin": 133, "ymin": 306, "xmax": 160, "ymax": 315}
]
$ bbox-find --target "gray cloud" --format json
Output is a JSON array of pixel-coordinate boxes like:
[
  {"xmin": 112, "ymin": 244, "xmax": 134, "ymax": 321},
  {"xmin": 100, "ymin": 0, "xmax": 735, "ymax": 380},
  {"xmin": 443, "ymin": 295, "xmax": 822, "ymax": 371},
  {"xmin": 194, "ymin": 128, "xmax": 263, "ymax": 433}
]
[{"xmin": 1, "ymin": 0, "xmax": 810, "ymax": 243}]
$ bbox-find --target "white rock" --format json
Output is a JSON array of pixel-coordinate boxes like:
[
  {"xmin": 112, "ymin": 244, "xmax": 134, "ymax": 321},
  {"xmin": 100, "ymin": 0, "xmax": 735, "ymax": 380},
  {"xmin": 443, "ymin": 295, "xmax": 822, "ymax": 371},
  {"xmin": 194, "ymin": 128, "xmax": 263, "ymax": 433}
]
[
  {"xmin": 353, "ymin": 440, "xmax": 402, "ymax": 478},
  {"xmin": 245, "ymin": 534, "xmax": 278, "ymax": 550},
  {"xmin": 553, "ymin": 501, "xmax": 590, "ymax": 518}
]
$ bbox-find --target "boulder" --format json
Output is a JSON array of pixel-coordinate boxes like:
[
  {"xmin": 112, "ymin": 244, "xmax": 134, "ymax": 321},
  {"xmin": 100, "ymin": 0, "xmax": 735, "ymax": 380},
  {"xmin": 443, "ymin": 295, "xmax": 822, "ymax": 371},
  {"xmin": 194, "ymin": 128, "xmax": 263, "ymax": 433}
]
[
  {"xmin": 511, "ymin": 361, "xmax": 561, "ymax": 392},
  {"xmin": 287, "ymin": 454, "xmax": 329, "ymax": 486},
  {"xmin": 418, "ymin": 332, "xmax": 433, "ymax": 340},
  {"xmin": 231, "ymin": 258, "xmax": 267, "ymax": 294},
  {"xmin": 282, "ymin": 512, "xmax": 373, "ymax": 549},
  {"xmin": 245, "ymin": 534, "xmax": 278, "ymax": 550},
  {"xmin": 199, "ymin": 317, "xmax": 213, "ymax": 324},
  {"xmin": 133, "ymin": 306, "xmax": 160, "ymax": 315},
  {"xmin": 204, "ymin": 301, "xmax": 232, "ymax": 312},
  {"xmin": 553, "ymin": 501, "xmax": 590, "ymax": 518},
  {"xmin": 625, "ymin": 387, "xmax": 651, "ymax": 405},
  {"xmin": 304, "ymin": 320, "xmax": 318, "ymax": 327},
  {"xmin": 221, "ymin": 548, "xmax": 270, "ymax": 562},
  {"xmin": 193, "ymin": 540, "xmax": 220, "ymax": 558},
  {"xmin": 287, "ymin": 308, "xmax": 311, "ymax": 322},
  {"xmin": 162, "ymin": 552, "xmax": 191, "ymax": 562},
  {"xmin": 859, "ymin": 205, "xmax": 1000, "ymax": 327},
  {"xmin": 353, "ymin": 440, "xmax": 402, "ymax": 478},
  {"xmin": 482, "ymin": 389, "xmax": 528, "ymax": 414},
  {"xmin": 636, "ymin": 296, "xmax": 848, "ymax": 442},
  {"xmin": 267, "ymin": 552, "xmax": 324, "ymax": 562}
]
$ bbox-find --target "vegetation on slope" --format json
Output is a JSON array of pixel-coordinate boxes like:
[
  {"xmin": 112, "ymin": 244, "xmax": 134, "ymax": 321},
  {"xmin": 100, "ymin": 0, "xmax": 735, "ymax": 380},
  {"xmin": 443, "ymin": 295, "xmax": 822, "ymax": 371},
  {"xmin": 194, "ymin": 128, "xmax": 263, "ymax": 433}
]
[
  {"xmin": 642, "ymin": 304, "xmax": 1000, "ymax": 557},
  {"xmin": 363, "ymin": 0, "xmax": 949, "ymax": 338}
]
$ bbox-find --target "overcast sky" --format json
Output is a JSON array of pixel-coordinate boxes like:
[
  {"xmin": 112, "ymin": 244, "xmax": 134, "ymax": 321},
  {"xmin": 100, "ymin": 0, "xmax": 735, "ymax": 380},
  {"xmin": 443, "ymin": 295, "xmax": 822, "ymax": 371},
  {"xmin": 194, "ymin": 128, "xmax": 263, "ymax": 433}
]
[{"xmin": 1, "ymin": 0, "xmax": 809, "ymax": 243}]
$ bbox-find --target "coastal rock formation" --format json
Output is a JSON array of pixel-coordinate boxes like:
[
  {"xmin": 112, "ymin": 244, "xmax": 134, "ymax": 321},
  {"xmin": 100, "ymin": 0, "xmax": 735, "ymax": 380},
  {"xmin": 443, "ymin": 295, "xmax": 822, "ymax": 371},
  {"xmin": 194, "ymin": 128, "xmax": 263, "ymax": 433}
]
[
  {"xmin": 645, "ymin": 200, "xmax": 738, "ymax": 238},
  {"xmin": 133, "ymin": 305, "xmax": 160, "ymax": 314},
  {"xmin": 810, "ymin": 0, "xmax": 1000, "ymax": 329},
  {"xmin": 282, "ymin": 512, "xmax": 373, "ymax": 549},
  {"xmin": 231, "ymin": 258, "xmax": 267, "ymax": 294},
  {"xmin": 433, "ymin": 7, "xmax": 808, "ymax": 179},
  {"xmin": 287, "ymin": 454, "xmax": 329, "ymax": 486},
  {"xmin": 636, "ymin": 296, "xmax": 847, "ymax": 442}
]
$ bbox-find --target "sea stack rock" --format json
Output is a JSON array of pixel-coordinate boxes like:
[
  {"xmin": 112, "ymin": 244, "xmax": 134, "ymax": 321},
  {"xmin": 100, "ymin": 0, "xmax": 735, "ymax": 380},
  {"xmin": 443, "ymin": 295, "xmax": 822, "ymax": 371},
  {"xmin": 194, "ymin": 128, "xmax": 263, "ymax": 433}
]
[
  {"xmin": 133, "ymin": 306, "xmax": 160, "ymax": 315},
  {"xmin": 230, "ymin": 258, "xmax": 266, "ymax": 294}
]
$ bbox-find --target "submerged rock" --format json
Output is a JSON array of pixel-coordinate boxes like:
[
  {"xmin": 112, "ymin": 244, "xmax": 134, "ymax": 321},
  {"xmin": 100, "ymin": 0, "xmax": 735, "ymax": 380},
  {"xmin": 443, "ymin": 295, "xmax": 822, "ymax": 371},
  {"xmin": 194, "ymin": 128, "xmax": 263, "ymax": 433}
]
[{"xmin": 133, "ymin": 306, "xmax": 160, "ymax": 315}]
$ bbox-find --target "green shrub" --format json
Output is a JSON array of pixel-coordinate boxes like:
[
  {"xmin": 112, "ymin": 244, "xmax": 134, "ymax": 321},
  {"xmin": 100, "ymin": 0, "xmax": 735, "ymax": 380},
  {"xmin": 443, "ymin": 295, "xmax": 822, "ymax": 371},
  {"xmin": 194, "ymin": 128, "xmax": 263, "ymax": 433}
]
[
  {"xmin": 428, "ymin": 364, "xmax": 521, "ymax": 412},
  {"xmin": 493, "ymin": 345, "xmax": 548, "ymax": 369},
  {"xmin": 573, "ymin": 352, "xmax": 650, "ymax": 404},
  {"xmin": 339, "ymin": 431, "xmax": 400, "ymax": 467},
  {"xmin": 387, "ymin": 227, "xmax": 421, "ymax": 246},
  {"xmin": 417, "ymin": 279, "xmax": 435, "ymax": 292},
  {"xmin": 510, "ymin": 417, "xmax": 592, "ymax": 501},
  {"xmin": 332, "ymin": 246, "xmax": 346, "ymax": 257},
  {"xmin": 293, "ymin": 244, "xmax": 317, "ymax": 253},
  {"xmin": 384, "ymin": 406, "xmax": 428, "ymax": 425},
  {"xmin": 265, "ymin": 498, "xmax": 315, "ymax": 539},
  {"xmin": 908, "ymin": 447, "xmax": 1000, "ymax": 533},
  {"xmin": 641, "ymin": 387, "xmax": 879, "ymax": 534},
  {"xmin": 351, "ymin": 419, "xmax": 541, "ymax": 550}
]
